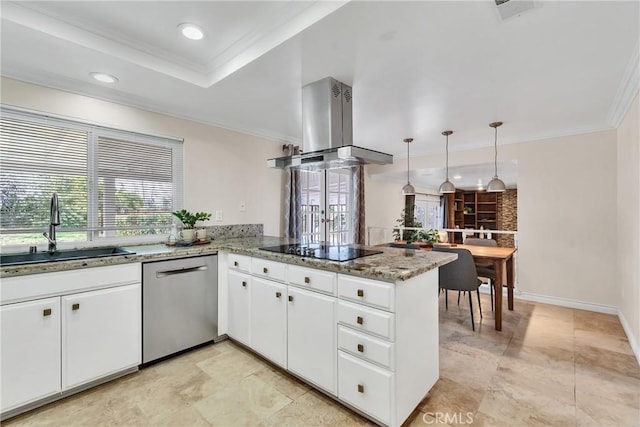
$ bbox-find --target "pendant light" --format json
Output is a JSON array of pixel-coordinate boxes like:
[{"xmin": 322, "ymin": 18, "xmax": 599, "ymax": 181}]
[
  {"xmin": 401, "ymin": 138, "xmax": 415, "ymax": 195},
  {"xmin": 438, "ymin": 130, "xmax": 455, "ymax": 193},
  {"xmin": 487, "ymin": 121, "xmax": 506, "ymax": 192}
]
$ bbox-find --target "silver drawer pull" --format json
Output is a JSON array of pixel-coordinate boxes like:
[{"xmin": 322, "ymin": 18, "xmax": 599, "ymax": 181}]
[
  {"xmin": 357, "ymin": 384, "xmax": 364, "ymax": 393},
  {"xmin": 263, "ymin": 267, "xmax": 268, "ymax": 274},
  {"xmin": 156, "ymin": 265, "xmax": 207, "ymax": 277},
  {"xmin": 304, "ymin": 276, "xmax": 310, "ymax": 284},
  {"xmin": 357, "ymin": 289, "xmax": 364, "ymax": 297},
  {"xmin": 275, "ymin": 292, "xmax": 282, "ymax": 298},
  {"xmin": 357, "ymin": 344, "xmax": 364, "ymax": 352},
  {"xmin": 72, "ymin": 303, "xmax": 80, "ymax": 311},
  {"xmin": 357, "ymin": 316, "xmax": 364, "ymax": 325},
  {"xmin": 242, "ymin": 281, "xmax": 247, "ymax": 287},
  {"xmin": 43, "ymin": 308, "xmax": 52, "ymax": 317}
]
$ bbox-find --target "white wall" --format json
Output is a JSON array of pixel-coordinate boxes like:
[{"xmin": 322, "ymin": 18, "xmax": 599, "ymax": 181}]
[
  {"xmin": 0, "ymin": 78, "xmax": 285, "ymax": 236},
  {"xmin": 617, "ymin": 94, "xmax": 639, "ymax": 360},
  {"xmin": 366, "ymin": 129, "xmax": 619, "ymax": 309}
]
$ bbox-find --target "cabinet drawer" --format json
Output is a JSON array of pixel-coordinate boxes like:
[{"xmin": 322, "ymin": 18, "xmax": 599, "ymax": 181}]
[
  {"xmin": 338, "ymin": 326, "xmax": 394, "ymax": 370},
  {"xmin": 1, "ymin": 263, "xmax": 140, "ymax": 305},
  {"xmin": 338, "ymin": 275, "xmax": 395, "ymax": 312},
  {"xmin": 251, "ymin": 258, "xmax": 286, "ymax": 282},
  {"xmin": 338, "ymin": 301, "xmax": 395, "ymax": 340},
  {"xmin": 288, "ymin": 265, "xmax": 337, "ymax": 296},
  {"xmin": 228, "ymin": 253, "xmax": 251, "ymax": 273},
  {"xmin": 338, "ymin": 351, "xmax": 393, "ymax": 425}
]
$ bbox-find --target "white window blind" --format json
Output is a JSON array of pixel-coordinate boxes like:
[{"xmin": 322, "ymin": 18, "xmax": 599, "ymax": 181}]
[{"xmin": 0, "ymin": 107, "xmax": 183, "ymax": 247}]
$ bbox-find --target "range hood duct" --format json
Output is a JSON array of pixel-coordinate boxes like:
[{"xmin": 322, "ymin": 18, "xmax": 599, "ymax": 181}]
[{"xmin": 267, "ymin": 77, "xmax": 393, "ymax": 169}]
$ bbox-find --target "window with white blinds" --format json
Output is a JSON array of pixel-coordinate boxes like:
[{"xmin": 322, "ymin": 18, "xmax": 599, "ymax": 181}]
[{"xmin": 0, "ymin": 107, "xmax": 183, "ymax": 247}]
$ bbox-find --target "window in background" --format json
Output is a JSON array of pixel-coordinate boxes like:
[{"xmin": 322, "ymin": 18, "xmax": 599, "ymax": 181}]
[
  {"xmin": 0, "ymin": 107, "xmax": 183, "ymax": 247},
  {"xmin": 415, "ymin": 194, "xmax": 443, "ymax": 230}
]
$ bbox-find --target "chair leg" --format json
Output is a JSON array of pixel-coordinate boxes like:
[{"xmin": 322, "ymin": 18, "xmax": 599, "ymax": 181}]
[
  {"xmin": 490, "ymin": 279, "xmax": 494, "ymax": 312},
  {"xmin": 469, "ymin": 292, "xmax": 475, "ymax": 331},
  {"xmin": 445, "ymin": 290, "xmax": 448, "ymax": 311},
  {"xmin": 457, "ymin": 291, "xmax": 461, "ymax": 306},
  {"xmin": 477, "ymin": 289, "xmax": 483, "ymax": 318}
]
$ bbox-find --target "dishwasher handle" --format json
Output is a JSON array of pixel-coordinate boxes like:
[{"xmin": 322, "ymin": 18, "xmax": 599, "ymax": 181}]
[{"xmin": 156, "ymin": 265, "xmax": 208, "ymax": 278}]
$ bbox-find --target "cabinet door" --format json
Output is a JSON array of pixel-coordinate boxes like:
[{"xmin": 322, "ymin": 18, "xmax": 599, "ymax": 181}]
[
  {"xmin": 62, "ymin": 284, "xmax": 141, "ymax": 390},
  {"xmin": 250, "ymin": 277, "xmax": 287, "ymax": 368},
  {"xmin": 287, "ymin": 287, "xmax": 337, "ymax": 395},
  {"xmin": 1, "ymin": 297, "xmax": 61, "ymax": 412},
  {"xmin": 227, "ymin": 270, "xmax": 251, "ymax": 346}
]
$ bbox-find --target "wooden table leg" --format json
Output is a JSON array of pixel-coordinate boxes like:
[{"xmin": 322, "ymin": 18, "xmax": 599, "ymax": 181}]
[
  {"xmin": 494, "ymin": 260, "xmax": 504, "ymax": 331},
  {"xmin": 506, "ymin": 256, "xmax": 515, "ymax": 311}
]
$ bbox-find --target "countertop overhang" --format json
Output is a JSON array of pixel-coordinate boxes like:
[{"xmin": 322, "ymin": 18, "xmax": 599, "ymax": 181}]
[{"xmin": 1, "ymin": 236, "xmax": 457, "ymax": 282}]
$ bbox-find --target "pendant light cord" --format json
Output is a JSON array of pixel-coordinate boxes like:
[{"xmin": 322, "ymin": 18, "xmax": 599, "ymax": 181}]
[
  {"xmin": 445, "ymin": 134, "xmax": 449, "ymax": 180},
  {"xmin": 406, "ymin": 140, "xmax": 410, "ymax": 184},
  {"xmin": 494, "ymin": 126, "xmax": 498, "ymax": 177}
]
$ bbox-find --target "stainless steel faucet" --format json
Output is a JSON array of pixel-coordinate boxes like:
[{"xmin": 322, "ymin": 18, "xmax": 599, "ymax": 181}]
[{"xmin": 42, "ymin": 192, "xmax": 60, "ymax": 254}]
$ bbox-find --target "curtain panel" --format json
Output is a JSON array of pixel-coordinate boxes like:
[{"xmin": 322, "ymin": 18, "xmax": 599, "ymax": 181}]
[
  {"xmin": 352, "ymin": 165, "xmax": 366, "ymax": 245},
  {"xmin": 284, "ymin": 169, "xmax": 302, "ymax": 240}
]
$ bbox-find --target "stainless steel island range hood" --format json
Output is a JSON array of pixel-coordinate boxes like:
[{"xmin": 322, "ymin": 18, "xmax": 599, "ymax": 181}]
[{"xmin": 267, "ymin": 77, "xmax": 393, "ymax": 169}]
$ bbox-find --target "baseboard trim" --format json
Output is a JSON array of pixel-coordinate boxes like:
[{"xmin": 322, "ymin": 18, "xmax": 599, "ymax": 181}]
[
  {"xmin": 514, "ymin": 291, "xmax": 618, "ymax": 315},
  {"xmin": 478, "ymin": 286, "xmax": 639, "ymax": 366},
  {"xmin": 618, "ymin": 310, "xmax": 640, "ymax": 366}
]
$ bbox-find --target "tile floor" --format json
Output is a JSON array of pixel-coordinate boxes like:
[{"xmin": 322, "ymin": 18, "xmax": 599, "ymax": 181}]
[{"xmin": 5, "ymin": 293, "xmax": 639, "ymax": 426}]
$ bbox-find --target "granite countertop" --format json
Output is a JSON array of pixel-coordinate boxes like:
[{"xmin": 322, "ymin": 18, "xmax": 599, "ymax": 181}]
[{"xmin": 1, "ymin": 236, "xmax": 456, "ymax": 282}]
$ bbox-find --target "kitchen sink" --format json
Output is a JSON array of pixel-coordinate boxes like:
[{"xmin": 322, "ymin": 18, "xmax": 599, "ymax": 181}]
[{"xmin": 0, "ymin": 247, "xmax": 135, "ymax": 266}]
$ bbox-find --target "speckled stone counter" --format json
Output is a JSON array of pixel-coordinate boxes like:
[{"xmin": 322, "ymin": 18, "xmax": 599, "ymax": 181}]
[{"xmin": 0, "ymin": 236, "xmax": 456, "ymax": 283}]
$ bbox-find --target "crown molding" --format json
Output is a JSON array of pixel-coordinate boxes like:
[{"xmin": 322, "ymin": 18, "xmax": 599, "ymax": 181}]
[
  {"xmin": 607, "ymin": 41, "xmax": 640, "ymax": 128},
  {"xmin": 2, "ymin": 72, "xmax": 301, "ymax": 146},
  {"xmin": 203, "ymin": 1, "xmax": 349, "ymax": 86},
  {"xmin": 3, "ymin": 1, "xmax": 349, "ymax": 89},
  {"xmin": 2, "ymin": 2, "xmax": 210, "ymax": 87}
]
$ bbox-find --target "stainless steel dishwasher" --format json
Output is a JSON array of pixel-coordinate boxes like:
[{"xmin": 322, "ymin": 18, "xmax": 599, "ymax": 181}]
[{"xmin": 142, "ymin": 254, "xmax": 219, "ymax": 364}]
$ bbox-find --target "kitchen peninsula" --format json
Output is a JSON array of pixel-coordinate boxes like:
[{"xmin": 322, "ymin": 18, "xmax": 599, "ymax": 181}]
[
  {"xmin": 217, "ymin": 237, "xmax": 456, "ymax": 427},
  {"xmin": 1, "ymin": 236, "xmax": 455, "ymax": 426}
]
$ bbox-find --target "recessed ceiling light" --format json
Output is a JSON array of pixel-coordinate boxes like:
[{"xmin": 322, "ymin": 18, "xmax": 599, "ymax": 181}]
[
  {"xmin": 453, "ymin": 175, "xmax": 462, "ymax": 180},
  {"xmin": 178, "ymin": 23, "xmax": 204, "ymax": 40},
  {"xmin": 90, "ymin": 72, "xmax": 118, "ymax": 84}
]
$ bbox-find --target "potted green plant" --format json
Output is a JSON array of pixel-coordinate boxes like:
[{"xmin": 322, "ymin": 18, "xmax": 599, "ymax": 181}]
[
  {"xmin": 172, "ymin": 209, "xmax": 211, "ymax": 240},
  {"xmin": 392, "ymin": 208, "xmax": 422, "ymax": 243},
  {"xmin": 412, "ymin": 229, "xmax": 440, "ymax": 246}
]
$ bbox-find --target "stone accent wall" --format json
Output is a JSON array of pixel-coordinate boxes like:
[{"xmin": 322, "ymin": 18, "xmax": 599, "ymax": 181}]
[{"xmin": 496, "ymin": 189, "xmax": 517, "ymax": 247}]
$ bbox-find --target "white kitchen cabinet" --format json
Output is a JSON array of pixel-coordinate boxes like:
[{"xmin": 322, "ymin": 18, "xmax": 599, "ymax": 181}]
[
  {"xmin": 338, "ymin": 351, "xmax": 394, "ymax": 426},
  {"xmin": 62, "ymin": 284, "xmax": 141, "ymax": 390},
  {"xmin": 0, "ymin": 297, "xmax": 61, "ymax": 413},
  {"xmin": 0, "ymin": 263, "xmax": 141, "ymax": 420},
  {"xmin": 221, "ymin": 252, "xmax": 440, "ymax": 427},
  {"xmin": 287, "ymin": 286, "xmax": 337, "ymax": 395},
  {"xmin": 250, "ymin": 277, "xmax": 287, "ymax": 368},
  {"xmin": 337, "ymin": 269, "xmax": 440, "ymax": 426},
  {"xmin": 288, "ymin": 264, "xmax": 337, "ymax": 296},
  {"xmin": 227, "ymin": 269, "xmax": 251, "ymax": 346}
]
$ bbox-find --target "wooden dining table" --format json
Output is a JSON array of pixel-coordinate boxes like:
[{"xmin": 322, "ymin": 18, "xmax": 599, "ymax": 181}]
[
  {"xmin": 386, "ymin": 241, "xmax": 517, "ymax": 331},
  {"xmin": 451, "ymin": 244, "xmax": 517, "ymax": 331}
]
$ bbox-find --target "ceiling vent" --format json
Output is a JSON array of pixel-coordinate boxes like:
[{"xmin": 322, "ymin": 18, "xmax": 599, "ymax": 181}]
[{"xmin": 494, "ymin": 0, "xmax": 538, "ymax": 21}]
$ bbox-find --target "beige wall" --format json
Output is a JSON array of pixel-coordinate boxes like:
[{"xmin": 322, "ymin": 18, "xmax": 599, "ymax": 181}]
[
  {"xmin": 367, "ymin": 129, "xmax": 619, "ymax": 308},
  {"xmin": 617, "ymin": 94, "xmax": 639, "ymax": 358},
  {"xmin": 0, "ymin": 78, "xmax": 285, "ymax": 236}
]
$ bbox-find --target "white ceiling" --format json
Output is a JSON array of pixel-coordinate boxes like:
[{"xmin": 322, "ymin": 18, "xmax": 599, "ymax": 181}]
[{"xmin": 1, "ymin": 1, "xmax": 638, "ymax": 171}]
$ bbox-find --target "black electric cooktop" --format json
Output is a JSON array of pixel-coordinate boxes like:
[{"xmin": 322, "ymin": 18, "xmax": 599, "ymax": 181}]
[{"xmin": 259, "ymin": 243, "xmax": 382, "ymax": 262}]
